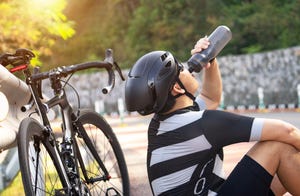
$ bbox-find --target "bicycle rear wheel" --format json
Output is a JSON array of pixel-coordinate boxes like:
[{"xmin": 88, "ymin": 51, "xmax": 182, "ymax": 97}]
[
  {"xmin": 18, "ymin": 117, "xmax": 69, "ymax": 196},
  {"xmin": 75, "ymin": 110, "xmax": 130, "ymax": 196}
]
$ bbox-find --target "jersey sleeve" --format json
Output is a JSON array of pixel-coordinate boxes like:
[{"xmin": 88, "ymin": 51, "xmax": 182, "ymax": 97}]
[
  {"xmin": 249, "ymin": 118, "xmax": 264, "ymax": 141},
  {"xmin": 195, "ymin": 96, "xmax": 206, "ymax": 110},
  {"xmin": 200, "ymin": 110, "xmax": 260, "ymax": 149}
]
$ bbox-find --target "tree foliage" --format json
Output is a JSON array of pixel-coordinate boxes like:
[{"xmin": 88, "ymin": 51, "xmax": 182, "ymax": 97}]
[
  {"xmin": 46, "ymin": 0, "xmax": 138, "ymax": 69},
  {"xmin": 52, "ymin": 0, "xmax": 299, "ymax": 69},
  {"xmin": 0, "ymin": 0, "xmax": 75, "ymax": 65},
  {"xmin": 1, "ymin": 0, "xmax": 299, "ymax": 69},
  {"xmin": 126, "ymin": 0, "xmax": 208, "ymax": 61},
  {"xmin": 219, "ymin": 0, "xmax": 300, "ymax": 54},
  {"xmin": 125, "ymin": 0, "xmax": 300, "ymax": 62}
]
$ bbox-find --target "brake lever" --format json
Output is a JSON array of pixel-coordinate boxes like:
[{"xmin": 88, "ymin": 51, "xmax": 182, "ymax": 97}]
[
  {"xmin": 113, "ymin": 62, "xmax": 125, "ymax": 81},
  {"xmin": 104, "ymin": 49, "xmax": 125, "ymax": 81}
]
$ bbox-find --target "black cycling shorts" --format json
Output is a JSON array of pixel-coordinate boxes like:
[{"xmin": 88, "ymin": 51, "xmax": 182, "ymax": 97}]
[{"xmin": 218, "ymin": 155, "xmax": 275, "ymax": 196}]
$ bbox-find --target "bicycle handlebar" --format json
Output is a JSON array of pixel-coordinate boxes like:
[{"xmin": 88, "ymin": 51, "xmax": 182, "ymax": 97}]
[
  {"xmin": 0, "ymin": 48, "xmax": 125, "ymax": 95},
  {"xmin": 31, "ymin": 61, "xmax": 116, "ymax": 94}
]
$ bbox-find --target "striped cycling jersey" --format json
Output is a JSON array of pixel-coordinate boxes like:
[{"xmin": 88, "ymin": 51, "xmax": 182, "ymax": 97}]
[{"xmin": 147, "ymin": 97, "xmax": 264, "ymax": 196}]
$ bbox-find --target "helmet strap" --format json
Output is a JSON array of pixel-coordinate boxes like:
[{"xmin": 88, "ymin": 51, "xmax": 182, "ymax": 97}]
[
  {"xmin": 175, "ymin": 78, "xmax": 195, "ymax": 101},
  {"xmin": 158, "ymin": 78, "xmax": 195, "ymax": 114}
]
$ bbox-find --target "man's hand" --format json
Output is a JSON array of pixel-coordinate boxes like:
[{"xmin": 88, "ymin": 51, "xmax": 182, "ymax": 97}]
[
  {"xmin": 191, "ymin": 36, "xmax": 210, "ymax": 54},
  {"xmin": 190, "ymin": 36, "xmax": 213, "ymax": 69}
]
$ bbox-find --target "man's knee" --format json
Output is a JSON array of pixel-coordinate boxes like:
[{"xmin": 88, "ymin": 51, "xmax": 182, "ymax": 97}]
[{"xmin": 246, "ymin": 141, "xmax": 297, "ymax": 175}]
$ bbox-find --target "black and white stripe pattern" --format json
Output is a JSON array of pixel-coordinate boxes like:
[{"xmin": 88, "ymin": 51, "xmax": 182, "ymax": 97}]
[{"xmin": 147, "ymin": 98, "xmax": 262, "ymax": 195}]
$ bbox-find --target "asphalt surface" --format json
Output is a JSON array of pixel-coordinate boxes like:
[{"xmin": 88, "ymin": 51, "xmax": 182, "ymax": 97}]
[{"xmin": 107, "ymin": 110, "xmax": 300, "ymax": 196}]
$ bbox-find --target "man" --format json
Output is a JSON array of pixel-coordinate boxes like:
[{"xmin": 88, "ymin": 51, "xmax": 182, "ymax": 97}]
[{"xmin": 125, "ymin": 37, "xmax": 300, "ymax": 195}]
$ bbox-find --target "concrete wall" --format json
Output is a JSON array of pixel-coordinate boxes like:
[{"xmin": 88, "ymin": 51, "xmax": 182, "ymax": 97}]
[
  {"xmin": 218, "ymin": 46, "xmax": 300, "ymax": 107},
  {"xmin": 42, "ymin": 46, "xmax": 300, "ymax": 113}
]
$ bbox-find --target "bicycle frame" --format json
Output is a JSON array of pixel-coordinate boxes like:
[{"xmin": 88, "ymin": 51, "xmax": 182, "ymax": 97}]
[
  {"xmin": 25, "ymin": 69, "xmax": 74, "ymax": 191},
  {"xmin": 1, "ymin": 48, "xmax": 128, "ymax": 195},
  {"xmin": 26, "ymin": 69, "xmax": 114, "ymax": 193}
]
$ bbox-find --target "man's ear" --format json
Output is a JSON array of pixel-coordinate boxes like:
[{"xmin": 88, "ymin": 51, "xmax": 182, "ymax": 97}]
[{"xmin": 172, "ymin": 83, "xmax": 185, "ymax": 94}]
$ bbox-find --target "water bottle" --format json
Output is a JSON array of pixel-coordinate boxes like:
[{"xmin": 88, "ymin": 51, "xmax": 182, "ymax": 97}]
[{"xmin": 187, "ymin": 25, "xmax": 232, "ymax": 73}]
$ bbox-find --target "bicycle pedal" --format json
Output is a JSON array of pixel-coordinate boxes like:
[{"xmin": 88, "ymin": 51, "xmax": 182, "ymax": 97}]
[{"xmin": 105, "ymin": 187, "xmax": 121, "ymax": 196}]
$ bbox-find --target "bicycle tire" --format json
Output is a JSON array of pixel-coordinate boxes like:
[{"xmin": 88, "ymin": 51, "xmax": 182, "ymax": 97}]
[
  {"xmin": 18, "ymin": 117, "xmax": 69, "ymax": 196},
  {"xmin": 75, "ymin": 110, "xmax": 130, "ymax": 196}
]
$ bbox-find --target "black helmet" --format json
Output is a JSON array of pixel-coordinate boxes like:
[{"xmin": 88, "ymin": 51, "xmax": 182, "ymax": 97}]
[{"xmin": 125, "ymin": 51, "xmax": 182, "ymax": 115}]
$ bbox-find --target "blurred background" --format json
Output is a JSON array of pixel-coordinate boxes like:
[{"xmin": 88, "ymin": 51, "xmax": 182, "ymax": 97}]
[
  {"xmin": 1, "ymin": 1, "xmax": 300, "ymax": 195},
  {"xmin": 0, "ymin": 0, "xmax": 300, "ymax": 114},
  {"xmin": 2, "ymin": 0, "xmax": 297, "ymax": 114},
  {"xmin": 1, "ymin": 0, "xmax": 300, "ymax": 68},
  {"xmin": 1, "ymin": 0, "xmax": 300, "ymax": 118}
]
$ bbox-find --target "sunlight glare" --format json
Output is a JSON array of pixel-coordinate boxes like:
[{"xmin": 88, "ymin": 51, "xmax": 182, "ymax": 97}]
[
  {"xmin": 29, "ymin": 0, "xmax": 62, "ymax": 10},
  {"xmin": 31, "ymin": 0, "xmax": 56, "ymax": 8}
]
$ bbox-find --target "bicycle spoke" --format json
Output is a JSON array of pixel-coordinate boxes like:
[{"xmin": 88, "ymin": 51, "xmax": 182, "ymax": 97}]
[
  {"xmin": 74, "ymin": 111, "xmax": 129, "ymax": 195},
  {"xmin": 28, "ymin": 141, "xmax": 63, "ymax": 195}
]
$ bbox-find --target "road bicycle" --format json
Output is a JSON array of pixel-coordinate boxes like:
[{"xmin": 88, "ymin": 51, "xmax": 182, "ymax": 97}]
[{"xmin": 0, "ymin": 48, "xmax": 130, "ymax": 195}]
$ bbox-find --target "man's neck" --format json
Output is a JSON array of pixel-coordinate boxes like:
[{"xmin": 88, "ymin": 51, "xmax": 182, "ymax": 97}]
[{"xmin": 164, "ymin": 95, "xmax": 194, "ymax": 114}]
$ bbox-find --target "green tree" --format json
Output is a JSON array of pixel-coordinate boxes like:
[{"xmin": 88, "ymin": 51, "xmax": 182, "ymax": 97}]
[
  {"xmin": 126, "ymin": 0, "xmax": 300, "ymax": 61},
  {"xmin": 50, "ymin": 0, "xmax": 218, "ymax": 68},
  {"xmin": 46, "ymin": 0, "xmax": 138, "ymax": 69},
  {"xmin": 218, "ymin": 0, "xmax": 300, "ymax": 54},
  {"xmin": 0, "ymin": 0, "xmax": 75, "ymax": 66},
  {"xmin": 48, "ymin": 0, "xmax": 300, "ymax": 69},
  {"xmin": 126, "ymin": 0, "xmax": 214, "ymax": 62}
]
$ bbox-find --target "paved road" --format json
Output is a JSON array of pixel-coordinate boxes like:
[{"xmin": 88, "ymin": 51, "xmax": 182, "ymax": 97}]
[{"xmin": 108, "ymin": 110, "xmax": 300, "ymax": 196}]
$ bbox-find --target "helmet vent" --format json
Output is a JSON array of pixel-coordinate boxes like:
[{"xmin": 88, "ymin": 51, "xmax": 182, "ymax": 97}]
[
  {"xmin": 160, "ymin": 53, "xmax": 168, "ymax": 61},
  {"xmin": 165, "ymin": 61, "xmax": 171, "ymax": 67}
]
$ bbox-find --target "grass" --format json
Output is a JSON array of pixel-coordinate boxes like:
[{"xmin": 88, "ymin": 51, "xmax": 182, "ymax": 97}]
[
  {"xmin": 0, "ymin": 172, "xmax": 25, "ymax": 196},
  {"xmin": 0, "ymin": 167, "xmax": 64, "ymax": 195}
]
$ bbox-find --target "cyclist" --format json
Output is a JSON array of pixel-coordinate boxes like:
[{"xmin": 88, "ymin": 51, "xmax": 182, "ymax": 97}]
[{"xmin": 125, "ymin": 37, "xmax": 300, "ymax": 195}]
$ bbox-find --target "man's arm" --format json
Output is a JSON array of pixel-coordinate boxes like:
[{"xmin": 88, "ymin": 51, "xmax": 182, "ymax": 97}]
[
  {"xmin": 261, "ymin": 119, "xmax": 300, "ymax": 150},
  {"xmin": 191, "ymin": 37, "xmax": 223, "ymax": 109},
  {"xmin": 199, "ymin": 58, "xmax": 222, "ymax": 109}
]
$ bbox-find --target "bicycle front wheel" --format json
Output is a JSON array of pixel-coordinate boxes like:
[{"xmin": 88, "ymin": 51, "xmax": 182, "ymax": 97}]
[
  {"xmin": 75, "ymin": 111, "xmax": 130, "ymax": 196},
  {"xmin": 18, "ymin": 117, "xmax": 69, "ymax": 196}
]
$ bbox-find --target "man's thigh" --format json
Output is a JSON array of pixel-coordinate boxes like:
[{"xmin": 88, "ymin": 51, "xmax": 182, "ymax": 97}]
[{"xmin": 218, "ymin": 155, "xmax": 274, "ymax": 196}]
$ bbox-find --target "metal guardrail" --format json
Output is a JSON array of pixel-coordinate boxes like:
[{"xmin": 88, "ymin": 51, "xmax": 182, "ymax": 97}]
[{"xmin": 0, "ymin": 147, "xmax": 19, "ymax": 190}]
